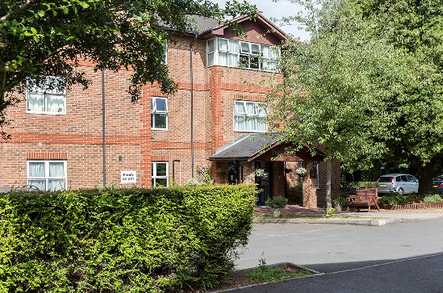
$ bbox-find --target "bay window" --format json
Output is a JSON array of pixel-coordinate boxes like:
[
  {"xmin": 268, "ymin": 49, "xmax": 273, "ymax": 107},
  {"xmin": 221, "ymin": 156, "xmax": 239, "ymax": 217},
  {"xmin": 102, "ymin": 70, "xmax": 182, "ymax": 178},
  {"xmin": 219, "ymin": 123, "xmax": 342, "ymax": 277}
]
[
  {"xmin": 26, "ymin": 76, "xmax": 66, "ymax": 115},
  {"xmin": 207, "ymin": 38, "xmax": 280, "ymax": 72},
  {"xmin": 234, "ymin": 101, "xmax": 268, "ymax": 132},
  {"xmin": 27, "ymin": 160, "xmax": 67, "ymax": 191}
]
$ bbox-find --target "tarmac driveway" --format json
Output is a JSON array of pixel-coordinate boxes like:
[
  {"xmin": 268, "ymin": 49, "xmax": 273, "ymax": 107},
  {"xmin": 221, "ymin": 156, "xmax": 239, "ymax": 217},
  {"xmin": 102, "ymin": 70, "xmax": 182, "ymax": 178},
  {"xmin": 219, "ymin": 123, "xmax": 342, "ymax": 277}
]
[
  {"xmin": 235, "ymin": 252, "xmax": 443, "ymax": 293},
  {"xmin": 236, "ymin": 217, "xmax": 443, "ymax": 272},
  {"xmin": 234, "ymin": 217, "xmax": 443, "ymax": 292}
]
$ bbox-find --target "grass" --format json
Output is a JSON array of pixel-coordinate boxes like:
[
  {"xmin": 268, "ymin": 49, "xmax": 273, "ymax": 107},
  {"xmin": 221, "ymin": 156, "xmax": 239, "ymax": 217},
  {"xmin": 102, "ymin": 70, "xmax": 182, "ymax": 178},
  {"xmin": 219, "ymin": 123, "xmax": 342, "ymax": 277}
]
[
  {"xmin": 246, "ymin": 264, "xmax": 311, "ymax": 283},
  {"xmin": 216, "ymin": 263, "xmax": 313, "ymax": 291}
]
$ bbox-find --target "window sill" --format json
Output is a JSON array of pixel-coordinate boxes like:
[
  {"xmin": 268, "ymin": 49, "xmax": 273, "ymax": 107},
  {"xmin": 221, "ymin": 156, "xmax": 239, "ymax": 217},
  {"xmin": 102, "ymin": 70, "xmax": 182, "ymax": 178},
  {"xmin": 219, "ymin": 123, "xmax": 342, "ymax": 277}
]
[
  {"xmin": 234, "ymin": 130, "xmax": 268, "ymax": 134},
  {"xmin": 26, "ymin": 111, "xmax": 66, "ymax": 116},
  {"xmin": 207, "ymin": 64, "xmax": 279, "ymax": 74},
  {"xmin": 151, "ymin": 128, "xmax": 168, "ymax": 131}
]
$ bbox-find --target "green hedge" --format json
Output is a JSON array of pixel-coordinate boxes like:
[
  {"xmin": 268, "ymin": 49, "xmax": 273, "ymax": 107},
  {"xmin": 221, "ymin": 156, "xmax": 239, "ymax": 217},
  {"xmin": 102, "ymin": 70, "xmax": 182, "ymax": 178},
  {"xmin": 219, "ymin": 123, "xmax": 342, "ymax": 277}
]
[
  {"xmin": 423, "ymin": 194, "xmax": 442, "ymax": 203},
  {"xmin": 0, "ymin": 185, "xmax": 256, "ymax": 292},
  {"xmin": 379, "ymin": 194, "xmax": 443, "ymax": 206},
  {"xmin": 379, "ymin": 194, "xmax": 417, "ymax": 206}
]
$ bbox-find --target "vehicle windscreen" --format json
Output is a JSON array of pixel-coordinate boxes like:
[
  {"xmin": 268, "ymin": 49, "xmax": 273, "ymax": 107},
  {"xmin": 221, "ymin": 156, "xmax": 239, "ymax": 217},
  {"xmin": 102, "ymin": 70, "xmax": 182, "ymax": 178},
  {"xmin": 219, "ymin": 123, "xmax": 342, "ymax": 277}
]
[{"xmin": 379, "ymin": 177, "xmax": 393, "ymax": 182}]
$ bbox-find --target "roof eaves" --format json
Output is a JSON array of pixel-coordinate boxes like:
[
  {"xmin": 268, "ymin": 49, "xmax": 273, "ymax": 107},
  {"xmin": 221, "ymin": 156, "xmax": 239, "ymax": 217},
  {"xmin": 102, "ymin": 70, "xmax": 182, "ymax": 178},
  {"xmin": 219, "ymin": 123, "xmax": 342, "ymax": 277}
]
[
  {"xmin": 212, "ymin": 134, "xmax": 252, "ymax": 157},
  {"xmin": 198, "ymin": 13, "xmax": 288, "ymax": 41},
  {"xmin": 209, "ymin": 156, "xmax": 250, "ymax": 161},
  {"xmin": 247, "ymin": 140, "xmax": 283, "ymax": 162}
]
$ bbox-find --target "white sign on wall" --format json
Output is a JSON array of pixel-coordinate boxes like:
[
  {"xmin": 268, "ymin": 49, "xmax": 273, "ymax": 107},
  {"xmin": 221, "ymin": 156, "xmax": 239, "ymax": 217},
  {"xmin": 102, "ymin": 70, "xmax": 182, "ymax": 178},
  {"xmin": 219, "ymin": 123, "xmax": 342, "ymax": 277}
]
[{"xmin": 121, "ymin": 171, "xmax": 137, "ymax": 184}]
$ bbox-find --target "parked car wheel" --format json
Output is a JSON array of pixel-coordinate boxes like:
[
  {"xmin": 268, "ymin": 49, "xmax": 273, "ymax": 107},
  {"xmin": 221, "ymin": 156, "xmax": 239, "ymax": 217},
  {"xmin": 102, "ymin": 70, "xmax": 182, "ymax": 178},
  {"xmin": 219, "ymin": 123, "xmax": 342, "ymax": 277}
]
[{"xmin": 398, "ymin": 188, "xmax": 404, "ymax": 195}]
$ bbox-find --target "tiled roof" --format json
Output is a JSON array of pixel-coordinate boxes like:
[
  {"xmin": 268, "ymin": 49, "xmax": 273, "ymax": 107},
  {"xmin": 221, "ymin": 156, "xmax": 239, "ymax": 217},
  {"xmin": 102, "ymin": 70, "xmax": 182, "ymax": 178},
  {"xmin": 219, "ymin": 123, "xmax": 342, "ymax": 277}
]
[
  {"xmin": 210, "ymin": 133, "xmax": 281, "ymax": 160},
  {"xmin": 162, "ymin": 13, "xmax": 288, "ymax": 40},
  {"xmin": 186, "ymin": 15, "xmax": 222, "ymax": 34}
]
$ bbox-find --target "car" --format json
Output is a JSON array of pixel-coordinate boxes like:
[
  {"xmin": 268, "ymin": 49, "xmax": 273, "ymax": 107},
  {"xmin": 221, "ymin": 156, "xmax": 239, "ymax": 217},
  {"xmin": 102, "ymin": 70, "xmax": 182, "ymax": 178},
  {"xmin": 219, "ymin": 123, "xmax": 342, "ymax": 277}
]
[
  {"xmin": 377, "ymin": 173, "xmax": 419, "ymax": 195},
  {"xmin": 432, "ymin": 176, "xmax": 443, "ymax": 192}
]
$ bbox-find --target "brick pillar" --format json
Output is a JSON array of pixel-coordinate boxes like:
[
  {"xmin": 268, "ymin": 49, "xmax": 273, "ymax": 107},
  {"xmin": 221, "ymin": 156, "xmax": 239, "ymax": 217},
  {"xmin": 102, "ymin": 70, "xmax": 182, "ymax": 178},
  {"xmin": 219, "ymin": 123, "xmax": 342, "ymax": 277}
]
[
  {"xmin": 303, "ymin": 161, "xmax": 318, "ymax": 208},
  {"xmin": 140, "ymin": 84, "xmax": 152, "ymax": 188},
  {"xmin": 209, "ymin": 67, "xmax": 224, "ymax": 152},
  {"xmin": 242, "ymin": 162, "xmax": 255, "ymax": 184}
]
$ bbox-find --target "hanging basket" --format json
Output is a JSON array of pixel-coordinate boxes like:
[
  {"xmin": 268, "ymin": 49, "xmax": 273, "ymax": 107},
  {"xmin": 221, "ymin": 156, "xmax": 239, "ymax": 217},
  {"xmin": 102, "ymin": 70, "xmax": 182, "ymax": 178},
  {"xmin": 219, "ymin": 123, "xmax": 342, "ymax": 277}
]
[{"xmin": 295, "ymin": 167, "xmax": 307, "ymax": 177}]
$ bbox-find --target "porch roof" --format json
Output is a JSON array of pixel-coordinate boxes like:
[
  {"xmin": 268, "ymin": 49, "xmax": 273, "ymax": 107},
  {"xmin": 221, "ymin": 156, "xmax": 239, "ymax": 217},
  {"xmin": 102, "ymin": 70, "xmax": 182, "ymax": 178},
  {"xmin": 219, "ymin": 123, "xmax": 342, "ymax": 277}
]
[
  {"xmin": 210, "ymin": 133, "xmax": 279, "ymax": 161},
  {"xmin": 209, "ymin": 133, "xmax": 325, "ymax": 162}
]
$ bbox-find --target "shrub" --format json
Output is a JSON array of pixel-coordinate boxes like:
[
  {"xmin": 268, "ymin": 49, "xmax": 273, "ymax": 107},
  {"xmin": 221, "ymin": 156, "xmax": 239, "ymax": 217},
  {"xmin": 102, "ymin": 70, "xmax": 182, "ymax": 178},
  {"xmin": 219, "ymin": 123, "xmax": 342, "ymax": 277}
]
[
  {"xmin": 356, "ymin": 181, "xmax": 378, "ymax": 188},
  {"xmin": 333, "ymin": 196, "xmax": 348, "ymax": 208},
  {"xmin": 379, "ymin": 194, "xmax": 406, "ymax": 206},
  {"xmin": 379, "ymin": 194, "xmax": 421, "ymax": 206},
  {"xmin": 423, "ymin": 194, "xmax": 443, "ymax": 203},
  {"xmin": 265, "ymin": 197, "xmax": 288, "ymax": 209},
  {"xmin": 0, "ymin": 185, "xmax": 256, "ymax": 292},
  {"xmin": 325, "ymin": 208, "xmax": 337, "ymax": 217}
]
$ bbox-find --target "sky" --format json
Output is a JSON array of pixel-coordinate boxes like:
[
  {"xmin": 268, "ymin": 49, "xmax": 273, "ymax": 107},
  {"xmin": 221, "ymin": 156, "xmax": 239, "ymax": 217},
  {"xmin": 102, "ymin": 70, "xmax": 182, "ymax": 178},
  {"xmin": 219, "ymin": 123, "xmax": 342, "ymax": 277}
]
[{"xmin": 215, "ymin": 0, "xmax": 310, "ymax": 40}]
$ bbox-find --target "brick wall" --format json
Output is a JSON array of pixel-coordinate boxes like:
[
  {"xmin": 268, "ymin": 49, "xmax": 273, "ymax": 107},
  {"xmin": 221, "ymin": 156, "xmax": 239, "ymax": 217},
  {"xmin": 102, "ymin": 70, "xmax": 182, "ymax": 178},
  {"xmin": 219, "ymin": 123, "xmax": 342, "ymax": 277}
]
[
  {"xmin": 0, "ymin": 22, "xmax": 285, "ymax": 191},
  {"xmin": 0, "ymin": 20, "xmax": 340, "ymax": 202}
]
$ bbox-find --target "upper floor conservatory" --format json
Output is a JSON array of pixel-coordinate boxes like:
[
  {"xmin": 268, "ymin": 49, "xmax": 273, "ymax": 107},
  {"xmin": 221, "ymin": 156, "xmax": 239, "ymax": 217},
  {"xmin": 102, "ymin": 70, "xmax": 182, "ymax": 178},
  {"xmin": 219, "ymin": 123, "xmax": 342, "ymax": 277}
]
[{"xmin": 207, "ymin": 37, "xmax": 280, "ymax": 72}]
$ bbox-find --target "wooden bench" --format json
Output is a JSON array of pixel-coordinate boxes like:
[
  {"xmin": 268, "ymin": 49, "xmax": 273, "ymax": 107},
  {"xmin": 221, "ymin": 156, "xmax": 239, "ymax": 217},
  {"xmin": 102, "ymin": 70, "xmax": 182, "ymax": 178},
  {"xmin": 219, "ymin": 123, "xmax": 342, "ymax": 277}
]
[{"xmin": 347, "ymin": 188, "xmax": 380, "ymax": 211}]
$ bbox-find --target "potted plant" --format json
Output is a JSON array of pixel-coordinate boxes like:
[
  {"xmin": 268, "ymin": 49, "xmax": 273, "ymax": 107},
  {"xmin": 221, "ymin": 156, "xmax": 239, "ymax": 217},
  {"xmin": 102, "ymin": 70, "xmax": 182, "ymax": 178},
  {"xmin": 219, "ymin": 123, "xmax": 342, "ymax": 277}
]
[
  {"xmin": 295, "ymin": 166, "xmax": 307, "ymax": 204},
  {"xmin": 333, "ymin": 196, "xmax": 348, "ymax": 212},
  {"xmin": 265, "ymin": 197, "xmax": 288, "ymax": 218}
]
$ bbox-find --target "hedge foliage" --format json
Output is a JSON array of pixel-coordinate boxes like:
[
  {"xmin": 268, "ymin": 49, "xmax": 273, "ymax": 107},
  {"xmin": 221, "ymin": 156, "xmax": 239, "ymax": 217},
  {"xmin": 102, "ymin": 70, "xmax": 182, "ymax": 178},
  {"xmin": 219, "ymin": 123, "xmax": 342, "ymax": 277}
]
[
  {"xmin": 379, "ymin": 193, "xmax": 443, "ymax": 206},
  {"xmin": 0, "ymin": 184, "xmax": 256, "ymax": 292},
  {"xmin": 422, "ymin": 194, "xmax": 442, "ymax": 203}
]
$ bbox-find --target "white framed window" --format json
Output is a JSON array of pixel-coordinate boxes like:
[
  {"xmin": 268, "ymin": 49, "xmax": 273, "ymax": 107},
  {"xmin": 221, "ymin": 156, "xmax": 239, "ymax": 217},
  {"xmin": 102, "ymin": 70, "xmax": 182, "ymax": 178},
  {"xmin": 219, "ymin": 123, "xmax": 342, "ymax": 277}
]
[
  {"xmin": 27, "ymin": 160, "xmax": 67, "ymax": 191},
  {"xmin": 234, "ymin": 101, "xmax": 268, "ymax": 132},
  {"xmin": 152, "ymin": 162, "xmax": 168, "ymax": 187},
  {"xmin": 26, "ymin": 76, "xmax": 66, "ymax": 115},
  {"xmin": 151, "ymin": 97, "xmax": 168, "ymax": 130},
  {"xmin": 207, "ymin": 38, "xmax": 280, "ymax": 72},
  {"xmin": 218, "ymin": 38, "xmax": 240, "ymax": 67},
  {"xmin": 207, "ymin": 39, "xmax": 216, "ymax": 66},
  {"xmin": 239, "ymin": 42, "xmax": 260, "ymax": 70},
  {"xmin": 261, "ymin": 45, "xmax": 280, "ymax": 71}
]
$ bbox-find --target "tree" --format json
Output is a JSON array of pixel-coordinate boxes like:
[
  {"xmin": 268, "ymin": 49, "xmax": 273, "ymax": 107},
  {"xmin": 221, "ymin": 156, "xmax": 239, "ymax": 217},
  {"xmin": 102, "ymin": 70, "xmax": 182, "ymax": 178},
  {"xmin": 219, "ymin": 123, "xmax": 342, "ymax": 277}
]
[
  {"xmin": 0, "ymin": 0, "xmax": 255, "ymax": 131},
  {"xmin": 271, "ymin": 0, "xmax": 443, "ymax": 192}
]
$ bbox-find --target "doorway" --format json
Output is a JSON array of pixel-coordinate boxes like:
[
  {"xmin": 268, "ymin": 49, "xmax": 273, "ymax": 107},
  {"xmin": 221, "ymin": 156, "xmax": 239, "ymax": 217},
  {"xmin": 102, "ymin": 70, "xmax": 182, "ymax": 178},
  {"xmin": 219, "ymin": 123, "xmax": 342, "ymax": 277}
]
[{"xmin": 255, "ymin": 161, "xmax": 272, "ymax": 206}]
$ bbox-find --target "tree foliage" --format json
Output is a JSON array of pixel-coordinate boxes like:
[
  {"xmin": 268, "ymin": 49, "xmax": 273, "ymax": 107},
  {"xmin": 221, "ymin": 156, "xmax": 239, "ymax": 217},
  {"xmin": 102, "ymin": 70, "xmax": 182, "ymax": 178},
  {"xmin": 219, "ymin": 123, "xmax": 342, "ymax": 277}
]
[
  {"xmin": 0, "ymin": 0, "xmax": 255, "ymax": 129},
  {"xmin": 271, "ymin": 0, "xmax": 443, "ymax": 190}
]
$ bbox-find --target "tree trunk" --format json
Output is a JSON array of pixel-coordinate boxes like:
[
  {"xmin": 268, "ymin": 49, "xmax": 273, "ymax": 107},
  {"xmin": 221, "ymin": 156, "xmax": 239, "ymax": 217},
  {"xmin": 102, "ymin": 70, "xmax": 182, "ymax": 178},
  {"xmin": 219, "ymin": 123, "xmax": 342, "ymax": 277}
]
[
  {"xmin": 417, "ymin": 163, "xmax": 435, "ymax": 194},
  {"xmin": 326, "ymin": 160, "xmax": 332, "ymax": 209}
]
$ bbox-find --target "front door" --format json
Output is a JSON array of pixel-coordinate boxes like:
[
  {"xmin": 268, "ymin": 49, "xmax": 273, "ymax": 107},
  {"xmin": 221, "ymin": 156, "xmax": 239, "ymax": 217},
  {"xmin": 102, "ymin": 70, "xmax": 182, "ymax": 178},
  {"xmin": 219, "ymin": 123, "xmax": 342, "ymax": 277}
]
[
  {"xmin": 227, "ymin": 161, "xmax": 241, "ymax": 184},
  {"xmin": 255, "ymin": 161, "xmax": 272, "ymax": 205}
]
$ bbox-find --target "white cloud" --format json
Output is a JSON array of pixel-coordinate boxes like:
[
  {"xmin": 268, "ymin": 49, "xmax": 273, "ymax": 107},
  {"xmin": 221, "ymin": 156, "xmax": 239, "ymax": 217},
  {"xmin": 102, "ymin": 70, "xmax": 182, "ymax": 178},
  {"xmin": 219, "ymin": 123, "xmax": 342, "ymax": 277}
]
[{"xmin": 216, "ymin": 0, "xmax": 310, "ymax": 40}]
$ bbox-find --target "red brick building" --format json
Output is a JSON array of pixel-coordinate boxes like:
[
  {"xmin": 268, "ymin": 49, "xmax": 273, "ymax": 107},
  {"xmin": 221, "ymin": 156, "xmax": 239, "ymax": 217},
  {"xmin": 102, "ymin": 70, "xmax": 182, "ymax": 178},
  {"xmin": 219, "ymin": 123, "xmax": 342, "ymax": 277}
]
[{"xmin": 0, "ymin": 14, "xmax": 340, "ymax": 208}]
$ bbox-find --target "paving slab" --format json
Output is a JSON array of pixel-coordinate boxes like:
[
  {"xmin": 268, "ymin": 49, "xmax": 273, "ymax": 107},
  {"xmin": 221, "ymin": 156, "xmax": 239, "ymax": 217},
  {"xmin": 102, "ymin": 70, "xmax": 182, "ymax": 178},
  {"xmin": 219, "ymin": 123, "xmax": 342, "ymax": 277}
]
[{"xmin": 254, "ymin": 209, "xmax": 443, "ymax": 226}]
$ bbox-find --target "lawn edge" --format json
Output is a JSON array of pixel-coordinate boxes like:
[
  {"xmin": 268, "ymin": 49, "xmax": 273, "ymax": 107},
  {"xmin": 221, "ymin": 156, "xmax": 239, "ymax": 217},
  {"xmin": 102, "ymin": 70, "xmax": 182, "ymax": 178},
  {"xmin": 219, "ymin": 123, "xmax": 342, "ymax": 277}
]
[
  {"xmin": 210, "ymin": 262, "xmax": 324, "ymax": 293},
  {"xmin": 253, "ymin": 217, "xmax": 395, "ymax": 226}
]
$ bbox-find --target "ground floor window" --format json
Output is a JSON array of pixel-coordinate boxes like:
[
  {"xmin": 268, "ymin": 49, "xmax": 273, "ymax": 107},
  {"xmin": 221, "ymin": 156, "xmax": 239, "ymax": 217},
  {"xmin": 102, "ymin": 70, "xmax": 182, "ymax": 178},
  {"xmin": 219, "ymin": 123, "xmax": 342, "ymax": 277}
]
[
  {"xmin": 27, "ymin": 160, "xmax": 67, "ymax": 191},
  {"xmin": 152, "ymin": 162, "xmax": 168, "ymax": 187}
]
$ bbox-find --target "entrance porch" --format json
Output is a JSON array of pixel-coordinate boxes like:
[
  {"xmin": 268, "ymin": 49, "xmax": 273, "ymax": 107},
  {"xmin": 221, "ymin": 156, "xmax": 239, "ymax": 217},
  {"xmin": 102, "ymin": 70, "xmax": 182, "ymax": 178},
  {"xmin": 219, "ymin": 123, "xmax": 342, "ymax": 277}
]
[{"xmin": 210, "ymin": 134, "xmax": 336, "ymax": 209}]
